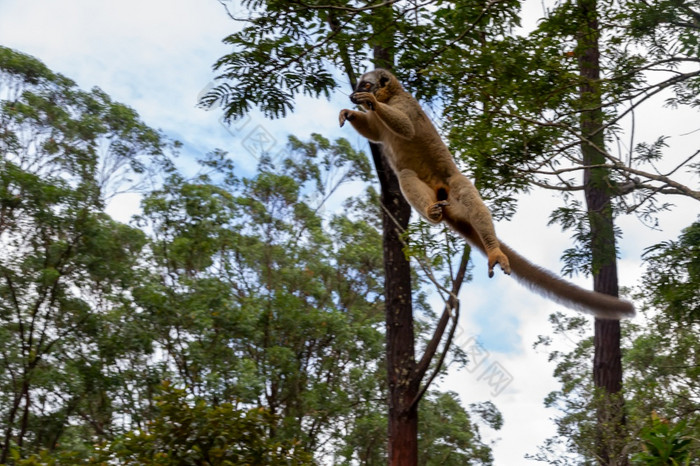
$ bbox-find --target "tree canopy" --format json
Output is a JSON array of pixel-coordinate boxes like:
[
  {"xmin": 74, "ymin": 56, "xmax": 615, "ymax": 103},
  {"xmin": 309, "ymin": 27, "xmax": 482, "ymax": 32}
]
[{"xmin": 1, "ymin": 46, "xmax": 499, "ymax": 464}]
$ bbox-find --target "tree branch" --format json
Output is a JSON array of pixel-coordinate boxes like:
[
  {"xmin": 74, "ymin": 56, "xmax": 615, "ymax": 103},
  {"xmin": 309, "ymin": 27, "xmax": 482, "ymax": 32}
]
[
  {"xmin": 288, "ymin": 0, "xmax": 402, "ymax": 13},
  {"xmin": 493, "ymin": 108, "xmax": 700, "ymax": 201},
  {"xmin": 420, "ymin": 0, "xmax": 503, "ymax": 69},
  {"xmin": 409, "ymin": 245, "xmax": 470, "ymax": 410}
]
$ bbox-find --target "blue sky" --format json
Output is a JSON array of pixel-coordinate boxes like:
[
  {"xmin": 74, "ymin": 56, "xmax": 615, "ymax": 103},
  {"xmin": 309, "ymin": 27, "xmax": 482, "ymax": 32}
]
[{"xmin": 2, "ymin": 1, "xmax": 698, "ymax": 463}]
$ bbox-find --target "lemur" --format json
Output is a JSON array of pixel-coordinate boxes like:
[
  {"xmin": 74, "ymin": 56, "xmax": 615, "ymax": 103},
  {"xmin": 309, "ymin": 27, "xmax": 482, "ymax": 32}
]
[{"xmin": 339, "ymin": 69, "xmax": 634, "ymax": 319}]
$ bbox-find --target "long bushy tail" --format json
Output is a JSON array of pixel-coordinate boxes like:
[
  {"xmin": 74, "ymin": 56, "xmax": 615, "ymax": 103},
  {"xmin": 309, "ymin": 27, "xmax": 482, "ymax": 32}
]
[
  {"xmin": 444, "ymin": 217, "xmax": 635, "ymax": 319},
  {"xmin": 499, "ymin": 243, "xmax": 635, "ymax": 319}
]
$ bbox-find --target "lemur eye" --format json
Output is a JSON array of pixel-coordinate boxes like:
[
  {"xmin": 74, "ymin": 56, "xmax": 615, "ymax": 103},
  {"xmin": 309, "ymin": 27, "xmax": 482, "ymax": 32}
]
[{"xmin": 363, "ymin": 82, "xmax": 371, "ymax": 89}]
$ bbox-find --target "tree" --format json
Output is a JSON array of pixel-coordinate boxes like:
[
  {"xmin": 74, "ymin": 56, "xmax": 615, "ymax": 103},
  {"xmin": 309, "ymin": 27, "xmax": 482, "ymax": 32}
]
[
  {"xmin": 430, "ymin": 0, "xmax": 700, "ymax": 461},
  {"xmin": 1, "ymin": 45, "xmax": 499, "ymax": 464},
  {"xmin": 128, "ymin": 134, "xmax": 498, "ymax": 463},
  {"xmin": 204, "ymin": 2, "xmax": 519, "ymax": 463},
  {"xmin": 626, "ymin": 221, "xmax": 700, "ymax": 462},
  {"xmin": 133, "ymin": 136, "xmax": 390, "ymax": 459},
  {"xmin": 93, "ymin": 383, "xmax": 313, "ymax": 465},
  {"xmin": 576, "ymin": 1, "xmax": 628, "ymax": 461},
  {"xmin": 418, "ymin": 391, "xmax": 501, "ymax": 465},
  {"xmin": 529, "ymin": 221, "xmax": 700, "ymax": 464},
  {"xmin": 536, "ymin": 2, "xmax": 699, "ymax": 461},
  {"xmin": 0, "ymin": 46, "xmax": 174, "ymax": 462}
]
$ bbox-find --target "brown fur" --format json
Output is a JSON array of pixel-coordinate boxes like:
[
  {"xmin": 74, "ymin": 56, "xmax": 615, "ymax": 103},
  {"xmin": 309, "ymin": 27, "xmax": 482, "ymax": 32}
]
[{"xmin": 339, "ymin": 69, "xmax": 634, "ymax": 319}]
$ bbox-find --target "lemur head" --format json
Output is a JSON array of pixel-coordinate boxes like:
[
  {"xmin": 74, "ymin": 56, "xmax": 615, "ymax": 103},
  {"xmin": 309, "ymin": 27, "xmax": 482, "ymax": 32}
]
[{"xmin": 350, "ymin": 69, "xmax": 402, "ymax": 105}]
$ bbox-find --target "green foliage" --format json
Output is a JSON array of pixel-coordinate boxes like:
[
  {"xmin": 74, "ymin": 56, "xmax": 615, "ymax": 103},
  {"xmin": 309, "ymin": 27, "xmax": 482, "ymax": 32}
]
[
  {"xmin": 207, "ymin": 3, "xmax": 339, "ymax": 119},
  {"xmin": 0, "ymin": 47, "xmax": 175, "ymax": 463},
  {"xmin": 205, "ymin": 0, "xmax": 530, "ymax": 220},
  {"xmin": 403, "ymin": 220, "xmax": 469, "ymax": 291},
  {"xmin": 1, "ymin": 30, "xmax": 498, "ymax": 465},
  {"xmin": 640, "ymin": 221, "xmax": 700, "ymax": 321},
  {"xmin": 204, "ymin": 1, "xmax": 520, "ymax": 110},
  {"xmin": 14, "ymin": 383, "xmax": 313, "ymax": 465},
  {"xmin": 533, "ymin": 222, "xmax": 700, "ymax": 464},
  {"xmin": 626, "ymin": 0, "xmax": 700, "ymax": 106},
  {"xmin": 206, "ymin": 0, "xmax": 698, "ymax": 226},
  {"xmin": 528, "ymin": 313, "xmax": 600, "ymax": 464},
  {"xmin": 418, "ymin": 392, "xmax": 498, "ymax": 465},
  {"xmin": 632, "ymin": 413, "xmax": 696, "ymax": 466},
  {"xmin": 128, "ymin": 132, "xmax": 497, "ymax": 463},
  {"xmin": 98, "ymin": 383, "xmax": 313, "ymax": 465},
  {"xmin": 624, "ymin": 221, "xmax": 700, "ymax": 463},
  {"xmin": 203, "ymin": 1, "xmax": 700, "ymax": 464},
  {"xmin": 133, "ymin": 137, "xmax": 391, "ymax": 462}
]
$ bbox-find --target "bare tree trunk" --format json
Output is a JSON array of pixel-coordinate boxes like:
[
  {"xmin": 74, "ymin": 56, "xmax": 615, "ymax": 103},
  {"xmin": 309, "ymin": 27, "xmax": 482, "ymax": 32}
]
[
  {"xmin": 361, "ymin": 27, "xmax": 420, "ymax": 466},
  {"xmin": 334, "ymin": 16, "xmax": 467, "ymax": 463},
  {"xmin": 337, "ymin": 33, "xmax": 419, "ymax": 464},
  {"xmin": 577, "ymin": 0, "xmax": 627, "ymax": 463},
  {"xmin": 375, "ymin": 139, "xmax": 418, "ymax": 465}
]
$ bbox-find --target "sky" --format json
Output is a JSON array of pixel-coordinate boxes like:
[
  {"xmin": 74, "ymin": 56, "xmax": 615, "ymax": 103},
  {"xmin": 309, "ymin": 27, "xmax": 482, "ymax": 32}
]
[{"xmin": 1, "ymin": 1, "xmax": 698, "ymax": 464}]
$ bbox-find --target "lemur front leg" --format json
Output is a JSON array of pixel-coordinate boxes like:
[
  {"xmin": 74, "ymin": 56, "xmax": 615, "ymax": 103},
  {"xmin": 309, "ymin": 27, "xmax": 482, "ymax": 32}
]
[
  {"xmin": 350, "ymin": 92, "xmax": 415, "ymax": 140},
  {"xmin": 339, "ymin": 109, "xmax": 381, "ymax": 142}
]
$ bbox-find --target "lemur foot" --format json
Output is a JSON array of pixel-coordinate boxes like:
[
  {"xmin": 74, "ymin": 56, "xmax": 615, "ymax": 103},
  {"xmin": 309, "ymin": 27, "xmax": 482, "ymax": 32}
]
[
  {"xmin": 427, "ymin": 200, "xmax": 450, "ymax": 222},
  {"xmin": 487, "ymin": 248, "xmax": 511, "ymax": 278}
]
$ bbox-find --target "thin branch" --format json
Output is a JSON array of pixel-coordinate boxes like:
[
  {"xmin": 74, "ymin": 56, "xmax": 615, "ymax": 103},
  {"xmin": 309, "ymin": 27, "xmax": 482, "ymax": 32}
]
[
  {"xmin": 410, "ymin": 300, "xmax": 460, "ymax": 411},
  {"xmin": 409, "ymin": 246, "xmax": 470, "ymax": 411},
  {"xmin": 570, "ymin": 127, "xmax": 700, "ymax": 200},
  {"xmin": 494, "ymin": 109, "xmax": 700, "ymax": 200},
  {"xmin": 375, "ymin": 202, "xmax": 471, "ymax": 410},
  {"xmin": 530, "ymin": 179, "xmax": 586, "ymax": 192},
  {"xmin": 613, "ymin": 161, "xmax": 700, "ymax": 200},
  {"xmin": 288, "ymin": 0, "xmax": 402, "ymax": 13},
  {"xmin": 420, "ymin": 0, "xmax": 503, "ymax": 69},
  {"xmin": 606, "ymin": 69, "xmax": 700, "ymax": 132}
]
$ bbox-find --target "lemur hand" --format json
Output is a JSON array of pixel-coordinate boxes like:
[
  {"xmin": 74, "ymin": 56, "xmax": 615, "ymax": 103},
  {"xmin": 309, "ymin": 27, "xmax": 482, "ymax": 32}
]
[
  {"xmin": 351, "ymin": 92, "xmax": 377, "ymax": 111},
  {"xmin": 339, "ymin": 110, "xmax": 355, "ymax": 127}
]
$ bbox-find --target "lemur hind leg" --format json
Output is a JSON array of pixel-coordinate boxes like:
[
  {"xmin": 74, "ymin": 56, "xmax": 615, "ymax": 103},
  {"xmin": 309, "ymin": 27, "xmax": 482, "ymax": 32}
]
[
  {"xmin": 398, "ymin": 169, "xmax": 449, "ymax": 223},
  {"xmin": 445, "ymin": 174, "xmax": 511, "ymax": 276}
]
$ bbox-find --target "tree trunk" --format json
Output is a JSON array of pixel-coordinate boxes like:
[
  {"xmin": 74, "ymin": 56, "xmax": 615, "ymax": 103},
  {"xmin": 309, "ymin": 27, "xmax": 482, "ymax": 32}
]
[
  {"xmin": 577, "ymin": 0, "xmax": 626, "ymax": 463},
  {"xmin": 374, "ymin": 140, "xmax": 418, "ymax": 465},
  {"xmin": 366, "ymin": 96, "xmax": 419, "ymax": 466},
  {"xmin": 364, "ymin": 27, "xmax": 420, "ymax": 466},
  {"xmin": 339, "ymin": 36, "xmax": 418, "ymax": 464}
]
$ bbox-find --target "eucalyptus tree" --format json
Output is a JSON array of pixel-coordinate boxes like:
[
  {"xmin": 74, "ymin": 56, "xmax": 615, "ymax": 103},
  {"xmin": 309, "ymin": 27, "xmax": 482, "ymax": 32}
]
[
  {"xmin": 0, "ymin": 46, "xmax": 174, "ymax": 462},
  {"xmin": 434, "ymin": 0, "xmax": 700, "ymax": 462},
  {"xmin": 528, "ymin": 221, "xmax": 700, "ymax": 464},
  {"xmin": 203, "ymin": 1, "xmax": 521, "ymax": 463}
]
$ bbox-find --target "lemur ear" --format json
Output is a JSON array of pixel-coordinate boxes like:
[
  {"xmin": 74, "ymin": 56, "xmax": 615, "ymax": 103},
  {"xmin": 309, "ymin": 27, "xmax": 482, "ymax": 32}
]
[{"xmin": 379, "ymin": 75, "xmax": 390, "ymax": 87}]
